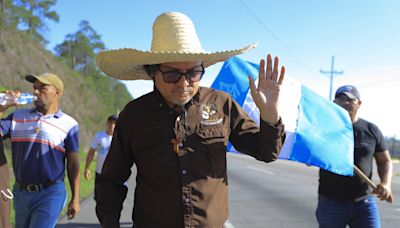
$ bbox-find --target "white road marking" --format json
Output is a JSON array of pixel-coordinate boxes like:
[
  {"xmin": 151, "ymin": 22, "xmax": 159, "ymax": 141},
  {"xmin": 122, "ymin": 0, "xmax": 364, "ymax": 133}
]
[{"xmin": 246, "ymin": 165, "xmax": 275, "ymax": 175}]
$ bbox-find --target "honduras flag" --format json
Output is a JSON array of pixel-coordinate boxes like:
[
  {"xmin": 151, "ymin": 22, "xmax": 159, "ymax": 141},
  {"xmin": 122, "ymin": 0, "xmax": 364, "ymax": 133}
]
[{"xmin": 211, "ymin": 56, "xmax": 354, "ymax": 176}]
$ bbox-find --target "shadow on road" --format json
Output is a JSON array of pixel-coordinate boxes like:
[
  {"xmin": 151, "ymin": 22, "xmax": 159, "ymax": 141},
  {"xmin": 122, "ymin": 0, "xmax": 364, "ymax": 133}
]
[{"xmin": 56, "ymin": 222, "xmax": 133, "ymax": 228}]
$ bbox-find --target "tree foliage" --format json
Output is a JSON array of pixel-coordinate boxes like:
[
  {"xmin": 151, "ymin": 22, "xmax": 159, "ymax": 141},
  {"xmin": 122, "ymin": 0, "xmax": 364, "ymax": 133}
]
[
  {"xmin": 0, "ymin": 0, "xmax": 20, "ymax": 28},
  {"xmin": 1, "ymin": 0, "xmax": 59, "ymax": 44},
  {"xmin": 54, "ymin": 20, "xmax": 132, "ymax": 116},
  {"xmin": 54, "ymin": 20, "xmax": 105, "ymax": 75},
  {"xmin": 1, "ymin": 0, "xmax": 133, "ymax": 121}
]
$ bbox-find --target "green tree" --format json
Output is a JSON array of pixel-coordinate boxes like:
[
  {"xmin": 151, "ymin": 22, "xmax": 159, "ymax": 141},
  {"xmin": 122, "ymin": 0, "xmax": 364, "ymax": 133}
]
[
  {"xmin": 54, "ymin": 20, "xmax": 131, "ymax": 114},
  {"xmin": 0, "ymin": 0, "xmax": 20, "ymax": 28},
  {"xmin": 14, "ymin": 0, "xmax": 59, "ymax": 44},
  {"xmin": 55, "ymin": 20, "xmax": 105, "ymax": 75}
]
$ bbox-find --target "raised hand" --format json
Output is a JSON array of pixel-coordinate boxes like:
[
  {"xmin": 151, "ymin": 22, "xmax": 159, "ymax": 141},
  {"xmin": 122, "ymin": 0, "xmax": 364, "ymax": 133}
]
[
  {"xmin": 248, "ymin": 54, "xmax": 285, "ymax": 124},
  {"xmin": 0, "ymin": 90, "xmax": 20, "ymax": 113}
]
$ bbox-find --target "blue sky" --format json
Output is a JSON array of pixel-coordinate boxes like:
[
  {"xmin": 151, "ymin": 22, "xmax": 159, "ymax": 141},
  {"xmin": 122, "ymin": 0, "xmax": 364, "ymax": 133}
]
[{"xmin": 46, "ymin": 0, "xmax": 400, "ymax": 137}]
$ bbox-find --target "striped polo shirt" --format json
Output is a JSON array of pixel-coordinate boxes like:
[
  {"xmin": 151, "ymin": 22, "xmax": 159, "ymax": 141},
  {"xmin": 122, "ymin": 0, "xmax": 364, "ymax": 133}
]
[{"xmin": 0, "ymin": 108, "xmax": 79, "ymax": 184}]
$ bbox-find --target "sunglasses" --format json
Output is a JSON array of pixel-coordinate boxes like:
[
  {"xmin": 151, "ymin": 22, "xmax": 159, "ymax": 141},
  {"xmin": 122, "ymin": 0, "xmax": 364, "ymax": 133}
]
[{"xmin": 157, "ymin": 65, "xmax": 205, "ymax": 83}]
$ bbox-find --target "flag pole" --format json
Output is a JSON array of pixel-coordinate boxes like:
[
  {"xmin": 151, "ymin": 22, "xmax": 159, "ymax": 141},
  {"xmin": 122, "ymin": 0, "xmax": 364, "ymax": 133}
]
[{"xmin": 353, "ymin": 165, "xmax": 377, "ymax": 189}]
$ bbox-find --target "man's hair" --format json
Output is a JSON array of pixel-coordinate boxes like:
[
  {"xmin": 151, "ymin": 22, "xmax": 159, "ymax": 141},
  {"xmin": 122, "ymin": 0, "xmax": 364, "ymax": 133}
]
[
  {"xmin": 107, "ymin": 115, "xmax": 118, "ymax": 122},
  {"xmin": 143, "ymin": 64, "xmax": 160, "ymax": 78}
]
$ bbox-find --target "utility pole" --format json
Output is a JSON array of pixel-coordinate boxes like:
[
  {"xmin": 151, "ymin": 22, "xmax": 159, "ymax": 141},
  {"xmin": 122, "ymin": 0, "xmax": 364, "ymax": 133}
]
[{"xmin": 320, "ymin": 56, "xmax": 343, "ymax": 100}]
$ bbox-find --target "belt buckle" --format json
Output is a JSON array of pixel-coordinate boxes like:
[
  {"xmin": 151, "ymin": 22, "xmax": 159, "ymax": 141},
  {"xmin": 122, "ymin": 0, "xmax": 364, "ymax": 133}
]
[
  {"xmin": 354, "ymin": 194, "xmax": 368, "ymax": 202},
  {"xmin": 26, "ymin": 184, "xmax": 40, "ymax": 192}
]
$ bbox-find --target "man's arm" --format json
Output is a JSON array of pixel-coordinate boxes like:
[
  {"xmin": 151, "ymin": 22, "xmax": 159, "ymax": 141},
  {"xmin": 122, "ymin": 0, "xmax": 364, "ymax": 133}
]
[
  {"xmin": 84, "ymin": 148, "xmax": 96, "ymax": 180},
  {"xmin": 95, "ymin": 115, "xmax": 133, "ymax": 227},
  {"xmin": 373, "ymin": 150, "xmax": 393, "ymax": 203},
  {"xmin": 66, "ymin": 152, "xmax": 80, "ymax": 219}
]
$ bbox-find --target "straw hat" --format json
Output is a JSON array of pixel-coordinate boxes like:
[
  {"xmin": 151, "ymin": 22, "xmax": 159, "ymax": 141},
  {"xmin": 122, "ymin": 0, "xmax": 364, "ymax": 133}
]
[{"xmin": 96, "ymin": 12, "xmax": 257, "ymax": 80}]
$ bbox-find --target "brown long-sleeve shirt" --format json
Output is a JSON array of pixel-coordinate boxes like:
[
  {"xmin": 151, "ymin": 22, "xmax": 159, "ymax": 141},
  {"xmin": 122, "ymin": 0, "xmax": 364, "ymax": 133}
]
[{"xmin": 96, "ymin": 87, "xmax": 285, "ymax": 228}]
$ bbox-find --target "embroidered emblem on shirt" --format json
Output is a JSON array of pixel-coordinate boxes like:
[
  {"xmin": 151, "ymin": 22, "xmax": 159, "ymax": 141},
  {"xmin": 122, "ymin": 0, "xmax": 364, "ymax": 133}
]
[{"xmin": 200, "ymin": 104, "xmax": 223, "ymax": 125}]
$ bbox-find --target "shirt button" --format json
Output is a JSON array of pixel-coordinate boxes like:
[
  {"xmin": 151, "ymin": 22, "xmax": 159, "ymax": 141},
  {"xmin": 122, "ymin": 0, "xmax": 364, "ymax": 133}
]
[
  {"xmin": 185, "ymin": 198, "xmax": 190, "ymax": 203},
  {"xmin": 179, "ymin": 143, "xmax": 183, "ymax": 147},
  {"xmin": 177, "ymin": 117, "xmax": 181, "ymax": 121},
  {"xmin": 182, "ymin": 170, "xmax": 187, "ymax": 175}
]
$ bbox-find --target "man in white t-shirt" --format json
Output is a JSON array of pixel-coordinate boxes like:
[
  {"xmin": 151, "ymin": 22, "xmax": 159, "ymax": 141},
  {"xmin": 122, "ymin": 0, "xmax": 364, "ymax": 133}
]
[{"xmin": 84, "ymin": 115, "xmax": 118, "ymax": 198}]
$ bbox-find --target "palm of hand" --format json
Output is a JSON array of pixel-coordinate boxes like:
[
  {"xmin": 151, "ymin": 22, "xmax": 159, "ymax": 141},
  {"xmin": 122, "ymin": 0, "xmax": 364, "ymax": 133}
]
[{"xmin": 250, "ymin": 54, "xmax": 285, "ymax": 110}]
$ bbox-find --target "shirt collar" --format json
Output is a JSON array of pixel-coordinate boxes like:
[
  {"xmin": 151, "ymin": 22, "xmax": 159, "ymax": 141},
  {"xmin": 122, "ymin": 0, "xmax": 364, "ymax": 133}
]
[{"xmin": 30, "ymin": 108, "xmax": 63, "ymax": 118}]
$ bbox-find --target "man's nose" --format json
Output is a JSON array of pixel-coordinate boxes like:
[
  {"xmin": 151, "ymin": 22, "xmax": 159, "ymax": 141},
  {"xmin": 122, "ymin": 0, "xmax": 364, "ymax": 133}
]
[{"xmin": 175, "ymin": 74, "xmax": 190, "ymax": 87}]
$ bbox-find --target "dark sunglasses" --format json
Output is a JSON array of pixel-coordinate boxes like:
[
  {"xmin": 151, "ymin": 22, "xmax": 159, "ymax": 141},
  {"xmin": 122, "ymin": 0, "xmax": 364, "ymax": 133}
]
[{"xmin": 157, "ymin": 65, "xmax": 205, "ymax": 83}]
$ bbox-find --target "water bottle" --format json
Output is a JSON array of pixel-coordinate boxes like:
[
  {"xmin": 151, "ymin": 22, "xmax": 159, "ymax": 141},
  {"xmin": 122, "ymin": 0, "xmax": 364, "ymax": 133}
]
[{"xmin": 0, "ymin": 93, "xmax": 36, "ymax": 105}]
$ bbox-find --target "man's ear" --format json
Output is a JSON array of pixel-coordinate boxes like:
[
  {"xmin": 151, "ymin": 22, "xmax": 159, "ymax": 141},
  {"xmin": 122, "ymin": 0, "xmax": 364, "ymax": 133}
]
[{"xmin": 56, "ymin": 88, "xmax": 62, "ymax": 97}]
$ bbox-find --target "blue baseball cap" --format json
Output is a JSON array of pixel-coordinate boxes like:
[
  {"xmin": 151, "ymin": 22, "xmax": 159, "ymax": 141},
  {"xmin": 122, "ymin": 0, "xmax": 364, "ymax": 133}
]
[{"xmin": 335, "ymin": 85, "xmax": 360, "ymax": 100}]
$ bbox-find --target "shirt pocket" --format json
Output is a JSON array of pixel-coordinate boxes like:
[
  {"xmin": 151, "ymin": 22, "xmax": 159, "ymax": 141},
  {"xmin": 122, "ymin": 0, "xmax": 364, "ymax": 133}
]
[
  {"xmin": 195, "ymin": 124, "xmax": 228, "ymax": 144},
  {"xmin": 194, "ymin": 124, "xmax": 228, "ymax": 176}
]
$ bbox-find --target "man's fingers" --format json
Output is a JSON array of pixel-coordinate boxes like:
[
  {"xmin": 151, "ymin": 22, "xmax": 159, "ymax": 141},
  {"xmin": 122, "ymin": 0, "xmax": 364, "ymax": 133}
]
[
  {"xmin": 266, "ymin": 54, "xmax": 272, "ymax": 74},
  {"xmin": 67, "ymin": 209, "xmax": 74, "ymax": 219},
  {"xmin": 277, "ymin": 66, "xmax": 285, "ymax": 85},
  {"xmin": 248, "ymin": 76, "xmax": 257, "ymax": 96},
  {"xmin": 259, "ymin": 59, "xmax": 266, "ymax": 81},
  {"xmin": 271, "ymin": 56, "xmax": 279, "ymax": 81},
  {"xmin": 387, "ymin": 194, "xmax": 393, "ymax": 203}
]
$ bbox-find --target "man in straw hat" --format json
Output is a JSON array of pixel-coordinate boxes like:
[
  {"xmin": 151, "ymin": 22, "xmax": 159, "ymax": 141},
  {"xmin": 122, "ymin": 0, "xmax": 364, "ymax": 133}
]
[
  {"xmin": 316, "ymin": 85, "xmax": 393, "ymax": 227},
  {"xmin": 95, "ymin": 12, "xmax": 286, "ymax": 227},
  {"xmin": 0, "ymin": 73, "xmax": 80, "ymax": 227}
]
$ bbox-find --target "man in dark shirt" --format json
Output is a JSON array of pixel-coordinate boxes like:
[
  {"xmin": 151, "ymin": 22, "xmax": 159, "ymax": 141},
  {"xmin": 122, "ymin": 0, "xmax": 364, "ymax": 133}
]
[
  {"xmin": 95, "ymin": 11, "xmax": 286, "ymax": 227},
  {"xmin": 316, "ymin": 85, "xmax": 393, "ymax": 228}
]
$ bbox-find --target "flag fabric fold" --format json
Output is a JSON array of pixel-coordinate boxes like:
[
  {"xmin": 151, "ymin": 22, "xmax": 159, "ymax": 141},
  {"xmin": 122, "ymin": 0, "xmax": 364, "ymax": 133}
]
[{"xmin": 211, "ymin": 56, "xmax": 354, "ymax": 176}]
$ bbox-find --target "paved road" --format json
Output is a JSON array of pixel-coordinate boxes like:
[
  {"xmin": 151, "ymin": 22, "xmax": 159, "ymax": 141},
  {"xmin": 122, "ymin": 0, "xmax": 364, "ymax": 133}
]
[
  {"xmin": 57, "ymin": 153, "xmax": 400, "ymax": 227},
  {"xmin": 56, "ymin": 167, "xmax": 136, "ymax": 228}
]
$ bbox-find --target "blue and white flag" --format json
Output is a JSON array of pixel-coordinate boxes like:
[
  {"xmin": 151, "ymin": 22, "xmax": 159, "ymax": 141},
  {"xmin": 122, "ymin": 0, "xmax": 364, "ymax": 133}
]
[{"xmin": 211, "ymin": 56, "xmax": 354, "ymax": 176}]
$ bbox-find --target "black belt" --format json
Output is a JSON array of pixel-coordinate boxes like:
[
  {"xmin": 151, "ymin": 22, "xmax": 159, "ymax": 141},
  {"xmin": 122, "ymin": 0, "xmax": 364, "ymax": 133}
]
[
  {"xmin": 15, "ymin": 179, "xmax": 63, "ymax": 192},
  {"xmin": 353, "ymin": 194, "xmax": 370, "ymax": 202},
  {"xmin": 319, "ymin": 194, "xmax": 370, "ymax": 203}
]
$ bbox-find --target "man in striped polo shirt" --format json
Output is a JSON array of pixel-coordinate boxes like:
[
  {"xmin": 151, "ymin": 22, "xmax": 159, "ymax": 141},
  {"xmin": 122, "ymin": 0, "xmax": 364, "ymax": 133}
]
[{"xmin": 0, "ymin": 73, "xmax": 80, "ymax": 228}]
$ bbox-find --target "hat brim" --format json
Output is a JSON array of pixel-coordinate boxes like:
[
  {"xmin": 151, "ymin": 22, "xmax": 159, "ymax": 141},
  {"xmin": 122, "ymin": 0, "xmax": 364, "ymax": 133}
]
[
  {"xmin": 25, "ymin": 74, "xmax": 52, "ymax": 85},
  {"xmin": 96, "ymin": 43, "xmax": 257, "ymax": 80},
  {"xmin": 340, "ymin": 92, "xmax": 358, "ymax": 100}
]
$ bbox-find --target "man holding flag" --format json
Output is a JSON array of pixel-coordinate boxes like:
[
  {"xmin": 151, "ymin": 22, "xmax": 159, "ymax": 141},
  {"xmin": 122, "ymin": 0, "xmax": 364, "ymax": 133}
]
[
  {"xmin": 316, "ymin": 85, "xmax": 393, "ymax": 228},
  {"xmin": 94, "ymin": 12, "xmax": 286, "ymax": 227},
  {"xmin": 211, "ymin": 56, "xmax": 393, "ymax": 227}
]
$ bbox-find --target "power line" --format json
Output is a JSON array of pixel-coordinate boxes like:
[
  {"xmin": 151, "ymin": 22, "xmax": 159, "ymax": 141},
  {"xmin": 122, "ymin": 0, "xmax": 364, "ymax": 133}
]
[
  {"xmin": 236, "ymin": 0, "xmax": 319, "ymax": 80},
  {"xmin": 320, "ymin": 56, "xmax": 343, "ymax": 100}
]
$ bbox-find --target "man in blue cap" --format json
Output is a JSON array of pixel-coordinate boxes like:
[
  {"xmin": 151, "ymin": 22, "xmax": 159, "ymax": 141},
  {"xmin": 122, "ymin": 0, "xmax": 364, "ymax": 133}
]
[{"xmin": 316, "ymin": 85, "xmax": 393, "ymax": 227}]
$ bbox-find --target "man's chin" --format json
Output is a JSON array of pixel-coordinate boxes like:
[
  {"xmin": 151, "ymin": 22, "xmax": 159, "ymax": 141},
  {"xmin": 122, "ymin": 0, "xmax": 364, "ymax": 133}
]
[
  {"xmin": 174, "ymin": 97, "xmax": 192, "ymax": 106},
  {"xmin": 34, "ymin": 101, "xmax": 45, "ymax": 110}
]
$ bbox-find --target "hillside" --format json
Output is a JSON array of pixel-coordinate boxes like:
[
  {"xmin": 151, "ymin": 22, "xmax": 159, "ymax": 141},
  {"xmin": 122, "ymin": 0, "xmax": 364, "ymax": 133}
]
[{"xmin": 0, "ymin": 28, "xmax": 132, "ymax": 147}]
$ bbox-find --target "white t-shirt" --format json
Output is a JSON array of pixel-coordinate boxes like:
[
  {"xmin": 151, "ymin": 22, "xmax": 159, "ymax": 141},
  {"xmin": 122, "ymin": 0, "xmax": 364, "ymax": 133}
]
[{"xmin": 90, "ymin": 130, "xmax": 113, "ymax": 174}]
